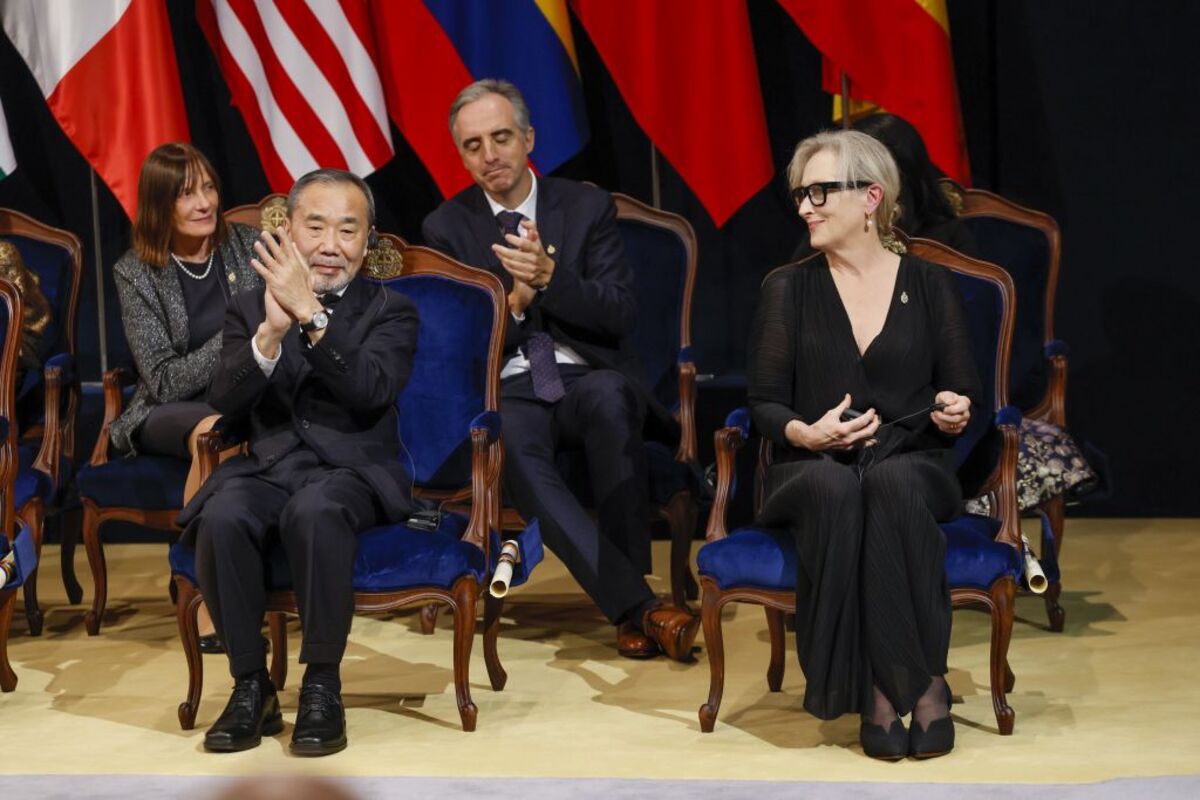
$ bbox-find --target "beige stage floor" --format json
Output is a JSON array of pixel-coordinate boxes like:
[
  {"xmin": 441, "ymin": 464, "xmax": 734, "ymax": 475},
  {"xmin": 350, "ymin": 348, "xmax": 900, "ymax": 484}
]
[{"xmin": 1, "ymin": 518, "xmax": 1198, "ymax": 783}]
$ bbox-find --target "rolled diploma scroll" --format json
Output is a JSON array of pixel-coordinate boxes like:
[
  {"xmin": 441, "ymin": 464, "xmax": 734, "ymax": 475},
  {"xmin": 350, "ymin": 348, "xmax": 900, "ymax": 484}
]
[
  {"xmin": 489, "ymin": 540, "xmax": 521, "ymax": 598},
  {"xmin": 0, "ymin": 551, "xmax": 15, "ymax": 590},
  {"xmin": 1019, "ymin": 532, "xmax": 1048, "ymax": 594}
]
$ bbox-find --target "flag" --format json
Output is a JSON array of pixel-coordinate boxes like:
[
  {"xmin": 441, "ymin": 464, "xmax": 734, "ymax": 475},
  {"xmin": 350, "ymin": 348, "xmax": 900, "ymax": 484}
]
[
  {"xmin": 571, "ymin": 0, "xmax": 773, "ymax": 227},
  {"xmin": 197, "ymin": 0, "xmax": 394, "ymax": 192},
  {"xmin": 369, "ymin": 0, "xmax": 588, "ymax": 199},
  {"xmin": 777, "ymin": 0, "xmax": 971, "ymax": 183},
  {"xmin": 1, "ymin": 0, "xmax": 190, "ymax": 218},
  {"xmin": 0, "ymin": 96, "xmax": 15, "ymax": 179}
]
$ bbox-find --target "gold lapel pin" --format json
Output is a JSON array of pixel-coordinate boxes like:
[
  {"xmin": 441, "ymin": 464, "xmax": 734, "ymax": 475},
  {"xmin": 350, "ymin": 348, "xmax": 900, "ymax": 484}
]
[
  {"xmin": 900, "ymin": 290, "xmax": 909, "ymax": 304},
  {"xmin": 546, "ymin": 244, "xmax": 556, "ymax": 256},
  {"xmin": 228, "ymin": 272, "xmax": 237, "ymax": 283}
]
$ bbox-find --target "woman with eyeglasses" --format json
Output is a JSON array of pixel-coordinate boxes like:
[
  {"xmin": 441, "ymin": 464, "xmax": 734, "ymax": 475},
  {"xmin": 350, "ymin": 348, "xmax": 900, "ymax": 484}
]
[
  {"xmin": 747, "ymin": 130, "xmax": 980, "ymax": 760},
  {"xmin": 111, "ymin": 143, "xmax": 262, "ymax": 651}
]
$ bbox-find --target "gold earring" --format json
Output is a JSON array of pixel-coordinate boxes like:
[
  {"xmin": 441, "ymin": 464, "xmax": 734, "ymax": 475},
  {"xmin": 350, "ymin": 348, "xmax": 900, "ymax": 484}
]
[{"xmin": 864, "ymin": 213, "xmax": 872, "ymax": 232}]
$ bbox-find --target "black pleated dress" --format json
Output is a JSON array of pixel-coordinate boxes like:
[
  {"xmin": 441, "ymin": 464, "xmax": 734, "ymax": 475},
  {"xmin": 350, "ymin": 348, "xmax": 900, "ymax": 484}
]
[{"xmin": 747, "ymin": 253, "xmax": 981, "ymax": 720}]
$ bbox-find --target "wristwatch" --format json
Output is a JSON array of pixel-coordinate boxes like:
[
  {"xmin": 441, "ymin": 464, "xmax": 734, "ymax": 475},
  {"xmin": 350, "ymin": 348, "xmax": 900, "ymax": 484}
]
[{"xmin": 299, "ymin": 308, "xmax": 330, "ymax": 333}]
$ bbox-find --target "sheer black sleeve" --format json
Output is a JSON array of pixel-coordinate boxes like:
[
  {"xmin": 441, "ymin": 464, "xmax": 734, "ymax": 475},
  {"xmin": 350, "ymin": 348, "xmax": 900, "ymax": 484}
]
[
  {"xmin": 929, "ymin": 265, "xmax": 983, "ymax": 408},
  {"xmin": 748, "ymin": 267, "xmax": 802, "ymax": 446}
]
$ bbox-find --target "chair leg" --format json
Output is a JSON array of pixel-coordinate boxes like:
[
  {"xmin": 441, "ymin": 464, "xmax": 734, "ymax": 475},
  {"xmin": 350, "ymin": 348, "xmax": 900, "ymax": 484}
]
[
  {"xmin": 1005, "ymin": 660, "xmax": 1016, "ymax": 694},
  {"xmin": 450, "ymin": 578, "xmax": 478, "ymax": 731},
  {"xmin": 59, "ymin": 507, "xmax": 83, "ymax": 605},
  {"xmin": 81, "ymin": 501, "xmax": 107, "ymax": 636},
  {"xmin": 664, "ymin": 492, "xmax": 698, "ymax": 608},
  {"xmin": 764, "ymin": 606, "xmax": 785, "ymax": 692},
  {"xmin": 175, "ymin": 578, "xmax": 203, "ymax": 729},
  {"xmin": 482, "ymin": 593, "xmax": 507, "ymax": 691},
  {"xmin": 0, "ymin": 588, "xmax": 17, "ymax": 691},
  {"xmin": 1043, "ymin": 581, "xmax": 1065, "ymax": 633},
  {"xmin": 988, "ymin": 579, "xmax": 1017, "ymax": 735},
  {"xmin": 18, "ymin": 501, "xmax": 45, "ymax": 636},
  {"xmin": 697, "ymin": 580, "xmax": 726, "ymax": 732},
  {"xmin": 419, "ymin": 603, "xmax": 440, "ymax": 635},
  {"xmin": 1041, "ymin": 497, "xmax": 1066, "ymax": 632},
  {"xmin": 268, "ymin": 612, "xmax": 288, "ymax": 691}
]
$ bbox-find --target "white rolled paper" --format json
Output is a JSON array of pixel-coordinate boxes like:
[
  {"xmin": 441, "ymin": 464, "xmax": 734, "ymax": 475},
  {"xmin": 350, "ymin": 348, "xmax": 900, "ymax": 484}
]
[
  {"xmin": 0, "ymin": 552, "xmax": 15, "ymax": 591},
  {"xmin": 1019, "ymin": 532, "xmax": 1048, "ymax": 594},
  {"xmin": 489, "ymin": 540, "xmax": 521, "ymax": 598}
]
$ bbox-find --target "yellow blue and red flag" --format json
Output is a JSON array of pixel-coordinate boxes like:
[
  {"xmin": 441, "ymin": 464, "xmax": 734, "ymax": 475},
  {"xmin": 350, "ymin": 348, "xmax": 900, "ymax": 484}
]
[{"xmin": 370, "ymin": 0, "xmax": 588, "ymax": 198}]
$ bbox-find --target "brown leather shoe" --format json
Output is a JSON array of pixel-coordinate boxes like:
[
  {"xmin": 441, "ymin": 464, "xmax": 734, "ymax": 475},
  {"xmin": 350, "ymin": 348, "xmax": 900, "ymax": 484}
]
[
  {"xmin": 617, "ymin": 621, "xmax": 659, "ymax": 659},
  {"xmin": 642, "ymin": 604, "xmax": 700, "ymax": 662}
]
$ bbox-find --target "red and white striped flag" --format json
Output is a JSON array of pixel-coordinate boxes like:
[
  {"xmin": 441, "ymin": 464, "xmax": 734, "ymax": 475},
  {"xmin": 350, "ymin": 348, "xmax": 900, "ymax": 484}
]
[
  {"xmin": 197, "ymin": 0, "xmax": 394, "ymax": 191},
  {"xmin": 1, "ymin": 0, "xmax": 190, "ymax": 218}
]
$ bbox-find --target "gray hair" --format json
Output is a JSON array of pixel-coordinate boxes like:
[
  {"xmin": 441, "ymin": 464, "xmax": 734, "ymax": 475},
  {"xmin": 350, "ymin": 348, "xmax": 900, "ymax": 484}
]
[
  {"xmin": 787, "ymin": 129, "xmax": 902, "ymax": 239},
  {"xmin": 286, "ymin": 168, "xmax": 376, "ymax": 227},
  {"xmin": 448, "ymin": 78, "xmax": 532, "ymax": 142}
]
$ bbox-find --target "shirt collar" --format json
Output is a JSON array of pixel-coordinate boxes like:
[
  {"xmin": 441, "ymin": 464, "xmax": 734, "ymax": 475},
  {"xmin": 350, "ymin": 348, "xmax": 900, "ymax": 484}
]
[{"xmin": 484, "ymin": 169, "xmax": 538, "ymax": 224}]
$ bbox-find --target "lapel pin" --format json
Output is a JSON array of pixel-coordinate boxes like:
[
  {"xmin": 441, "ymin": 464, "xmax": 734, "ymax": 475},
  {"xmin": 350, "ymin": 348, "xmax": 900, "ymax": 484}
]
[
  {"xmin": 546, "ymin": 244, "xmax": 556, "ymax": 256},
  {"xmin": 900, "ymin": 290, "xmax": 909, "ymax": 304},
  {"xmin": 228, "ymin": 272, "xmax": 237, "ymax": 283}
]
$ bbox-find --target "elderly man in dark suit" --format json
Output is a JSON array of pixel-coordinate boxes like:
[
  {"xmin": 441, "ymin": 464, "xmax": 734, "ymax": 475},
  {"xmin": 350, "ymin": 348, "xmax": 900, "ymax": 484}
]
[
  {"xmin": 422, "ymin": 79, "xmax": 697, "ymax": 663},
  {"xmin": 179, "ymin": 169, "xmax": 419, "ymax": 756}
]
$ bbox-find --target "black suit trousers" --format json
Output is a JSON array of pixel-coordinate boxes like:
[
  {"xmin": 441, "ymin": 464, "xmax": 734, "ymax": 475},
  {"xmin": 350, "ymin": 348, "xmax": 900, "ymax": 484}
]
[
  {"xmin": 191, "ymin": 449, "xmax": 385, "ymax": 678},
  {"xmin": 502, "ymin": 365, "xmax": 655, "ymax": 624}
]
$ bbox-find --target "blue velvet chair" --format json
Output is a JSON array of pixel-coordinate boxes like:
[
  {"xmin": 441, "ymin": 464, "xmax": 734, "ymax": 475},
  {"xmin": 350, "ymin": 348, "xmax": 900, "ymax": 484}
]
[
  {"xmin": 953, "ymin": 184, "xmax": 1079, "ymax": 630},
  {"xmin": 74, "ymin": 195, "xmax": 287, "ymax": 636},
  {"xmin": 170, "ymin": 241, "xmax": 543, "ymax": 732},
  {"xmin": 696, "ymin": 240, "xmax": 1024, "ymax": 736},
  {"xmin": 1, "ymin": 210, "xmax": 82, "ymax": 636}
]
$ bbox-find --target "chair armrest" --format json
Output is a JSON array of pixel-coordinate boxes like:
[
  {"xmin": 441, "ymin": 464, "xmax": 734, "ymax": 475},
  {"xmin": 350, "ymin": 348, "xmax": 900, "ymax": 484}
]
[
  {"xmin": 704, "ymin": 407, "xmax": 750, "ymax": 543},
  {"xmin": 1030, "ymin": 339, "xmax": 1070, "ymax": 428},
  {"xmin": 88, "ymin": 366, "xmax": 137, "ymax": 466},
  {"xmin": 986, "ymin": 405, "xmax": 1023, "ymax": 550},
  {"xmin": 194, "ymin": 417, "xmax": 242, "ymax": 488},
  {"xmin": 674, "ymin": 351, "xmax": 698, "ymax": 465},
  {"xmin": 465, "ymin": 411, "xmax": 502, "ymax": 553},
  {"xmin": 30, "ymin": 355, "xmax": 75, "ymax": 484}
]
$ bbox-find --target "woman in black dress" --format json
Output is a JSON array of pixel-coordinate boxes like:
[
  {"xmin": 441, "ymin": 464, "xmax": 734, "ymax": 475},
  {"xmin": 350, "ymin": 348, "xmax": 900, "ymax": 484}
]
[
  {"xmin": 748, "ymin": 130, "xmax": 980, "ymax": 760},
  {"xmin": 111, "ymin": 143, "xmax": 261, "ymax": 647}
]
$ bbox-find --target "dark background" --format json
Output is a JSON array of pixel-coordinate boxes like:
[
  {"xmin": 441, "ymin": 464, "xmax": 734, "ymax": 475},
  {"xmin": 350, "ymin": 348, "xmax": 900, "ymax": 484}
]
[{"xmin": 1, "ymin": 0, "xmax": 1196, "ymax": 517}]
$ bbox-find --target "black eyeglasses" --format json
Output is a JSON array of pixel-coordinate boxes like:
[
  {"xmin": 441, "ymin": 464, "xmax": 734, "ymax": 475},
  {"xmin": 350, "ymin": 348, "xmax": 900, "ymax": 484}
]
[{"xmin": 791, "ymin": 181, "xmax": 873, "ymax": 208}]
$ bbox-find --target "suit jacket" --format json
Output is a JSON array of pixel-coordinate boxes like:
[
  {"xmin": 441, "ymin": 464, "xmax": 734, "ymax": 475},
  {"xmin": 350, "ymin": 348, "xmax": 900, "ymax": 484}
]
[
  {"xmin": 110, "ymin": 223, "xmax": 262, "ymax": 453},
  {"xmin": 177, "ymin": 274, "xmax": 420, "ymax": 528},
  {"xmin": 421, "ymin": 177, "xmax": 677, "ymax": 440}
]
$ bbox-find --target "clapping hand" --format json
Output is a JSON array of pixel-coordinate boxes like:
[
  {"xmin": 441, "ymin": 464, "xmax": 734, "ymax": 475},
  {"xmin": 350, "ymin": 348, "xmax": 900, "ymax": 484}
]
[{"xmin": 492, "ymin": 219, "xmax": 556, "ymax": 290}]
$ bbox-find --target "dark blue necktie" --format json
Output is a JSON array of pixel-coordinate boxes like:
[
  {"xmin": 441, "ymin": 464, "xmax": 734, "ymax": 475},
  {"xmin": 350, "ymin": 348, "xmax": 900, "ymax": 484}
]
[{"xmin": 496, "ymin": 210, "xmax": 564, "ymax": 402}]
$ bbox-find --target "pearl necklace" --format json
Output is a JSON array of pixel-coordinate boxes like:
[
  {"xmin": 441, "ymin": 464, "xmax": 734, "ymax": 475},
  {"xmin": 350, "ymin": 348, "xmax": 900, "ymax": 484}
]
[{"xmin": 170, "ymin": 249, "xmax": 215, "ymax": 281}]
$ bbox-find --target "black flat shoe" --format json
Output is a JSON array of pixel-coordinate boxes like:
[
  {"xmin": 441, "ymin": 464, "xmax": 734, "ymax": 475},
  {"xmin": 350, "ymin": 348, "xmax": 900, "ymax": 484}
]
[
  {"xmin": 204, "ymin": 674, "xmax": 282, "ymax": 752},
  {"xmin": 198, "ymin": 634, "xmax": 225, "ymax": 655},
  {"xmin": 860, "ymin": 718, "xmax": 908, "ymax": 761},
  {"xmin": 290, "ymin": 684, "xmax": 347, "ymax": 757},
  {"xmin": 910, "ymin": 683, "xmax": 955, "ymax": 759}
]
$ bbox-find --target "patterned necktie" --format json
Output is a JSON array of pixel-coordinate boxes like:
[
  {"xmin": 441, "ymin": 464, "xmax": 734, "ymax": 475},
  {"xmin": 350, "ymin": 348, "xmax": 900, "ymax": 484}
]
[
  {"xmin": 495, "ymin": 211, "xmax": 563, "ymax": 402},
  {"xmin": 496, "ymin": 210, "xmax": 525, "ymax": 239}
]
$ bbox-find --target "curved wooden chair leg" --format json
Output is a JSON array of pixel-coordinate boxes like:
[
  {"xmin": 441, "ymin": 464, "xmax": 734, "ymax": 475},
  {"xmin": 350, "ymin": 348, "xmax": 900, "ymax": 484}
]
[
  {"xmin": 698, "ymin": 580, "xmax": 725, "ymax": 732},
  {"xmin": 1004, "ymin": 660, "xmax": 1016, "ymax": 694},
  {"xmin": 764, "ymin": 606, "xmax": 785, "ymax": 692},
  {"xmin": 81, "ymin": 501, "xmax": 107, "ymax": 636},
  {"xmin": 175, "ymin": 578, "xmax": 203, "ymax": 729},
  {"xmin": 18, "ymin": 501, "xmax": 45, "ymax": 636},
  {"xmin": 1043, "ymin": 581, "xmax": 1065, "ymax": 633},
  {"xmin": 989, "ymin": 579, "xmax": 1016, "ymax": 735},
  {"xmin": 450, "ymin": 579, "xmax": 478, "ymax": 731},
  {"xmin": 59, "ymin": 508, "xmax": 83, "ymax": 605},
  {"xmin": 482, "ymin": 592, "xmax": 507, "ymax": 691},
  {"xmin": 419, "ymin": 603, "xmax": 440, "ymax": 635},
  {"xmin": 664, "ymin": 492, "xmax": 698, "ymax": 608},
  {"xmin": 1040, "ymin": 496, "xmax": 1066, "ymax": 631},
  {"xmin": 268, "ymin": 612, "xmax": 288, "ymax": 691},
  {"xmin": 0, "ymin": 589, "xmax": 17, "ymax": 691}
]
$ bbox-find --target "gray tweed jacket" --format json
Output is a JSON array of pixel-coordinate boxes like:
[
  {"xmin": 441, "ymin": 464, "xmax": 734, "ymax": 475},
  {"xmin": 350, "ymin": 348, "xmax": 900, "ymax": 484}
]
[{"xmin": 109, "ymin": 222, "xmax": 263, "ymax": 453}]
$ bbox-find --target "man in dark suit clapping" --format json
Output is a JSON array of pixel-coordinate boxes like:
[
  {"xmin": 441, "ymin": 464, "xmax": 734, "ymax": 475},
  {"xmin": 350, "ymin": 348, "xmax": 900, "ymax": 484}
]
[
  {"xmin": 422, "ymin": 79, "xmax": 698, "ymax": 664},
  {"xmin": 179, "ymin": 169, "xmax": 419, "ymax": 756}
]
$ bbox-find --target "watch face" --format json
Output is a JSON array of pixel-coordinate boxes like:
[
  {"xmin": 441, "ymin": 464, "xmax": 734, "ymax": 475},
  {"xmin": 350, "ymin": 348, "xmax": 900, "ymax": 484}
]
[{"xmin": 313, "ymin": 310, "xmax": 329, "ymax": 328}]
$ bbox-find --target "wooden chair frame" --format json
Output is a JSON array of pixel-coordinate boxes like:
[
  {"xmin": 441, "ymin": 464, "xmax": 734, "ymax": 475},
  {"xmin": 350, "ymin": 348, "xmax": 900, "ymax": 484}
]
[
  {"xmin": 1, "ymin": 209, "xmax": 83, "ymax": 635},
  {"xmin": 951, "ymin": 183, "xmax": 1069, "ymax": 630},
  {"xmin": 699, "ymin": 242, "xmax": 1023, "ymax": 735},
  {"xmin": 174, "ymin": 247, "xmax": 509, "ymax": 733},
  {"xmin": 0, "ymin": 281, "xmax": 24, "ymax": 686}
]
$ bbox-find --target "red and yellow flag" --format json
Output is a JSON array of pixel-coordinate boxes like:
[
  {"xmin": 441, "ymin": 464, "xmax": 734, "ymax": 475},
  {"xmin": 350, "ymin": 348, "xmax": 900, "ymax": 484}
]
[{"xmin": 777, "ymin": 0, "xmax": 970, "ymax": 183}]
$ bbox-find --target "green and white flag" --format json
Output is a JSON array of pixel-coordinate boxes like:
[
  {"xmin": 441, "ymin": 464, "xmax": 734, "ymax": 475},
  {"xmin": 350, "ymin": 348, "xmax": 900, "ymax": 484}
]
[{"xmin": 0, "ymin": 96, "xmax": 15, "ymax": 180}]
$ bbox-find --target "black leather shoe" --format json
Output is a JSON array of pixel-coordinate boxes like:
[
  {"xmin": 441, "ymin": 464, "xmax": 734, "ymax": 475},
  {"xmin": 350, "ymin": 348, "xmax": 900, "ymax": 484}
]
[
  {"xmin": 198, "ymin": 634, "xmax": 225, "ymax": 655},
  {"xmin": 910, "ymin": 684, "xmax": 955, "ymax": 759},
  {"xmin": 290, "ymin": 684, "xmax": 347, "ymax": 756},
  {"xmin": 203, "ymin": 675, "xmax": 282, "ymax": 752},
  {"xmin": 859, "ymin": 718, "xmax": 908, "ymax": 761}
]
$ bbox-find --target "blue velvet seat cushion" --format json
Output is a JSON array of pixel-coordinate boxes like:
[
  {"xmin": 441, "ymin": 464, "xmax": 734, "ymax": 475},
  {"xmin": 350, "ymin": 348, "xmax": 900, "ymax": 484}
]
[
  {"xmin": 698, "ymin": 515, "xmax": 1022, "ymax": 593},
  {"xmin": 169, "ymin": 513, "xmax": 544, "ymax": 594},
  {"xmin": 697, "ymin": 527, "xmax": 796, "ymax": 592},
  {"xmin": 0, "ymin": 522, "xmax": 37, "ymax": 589},
  {"xmin": 941, "ymin": 514, "xmax": 1023, "ymax": 590},
  {"xmin": 76, "ymin": 454, "xmax": 189, "ymax": 510}
]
